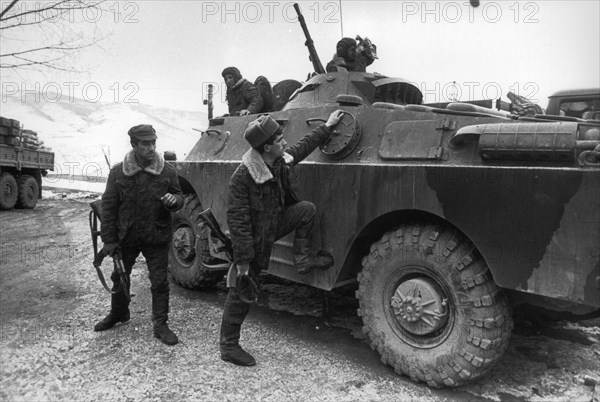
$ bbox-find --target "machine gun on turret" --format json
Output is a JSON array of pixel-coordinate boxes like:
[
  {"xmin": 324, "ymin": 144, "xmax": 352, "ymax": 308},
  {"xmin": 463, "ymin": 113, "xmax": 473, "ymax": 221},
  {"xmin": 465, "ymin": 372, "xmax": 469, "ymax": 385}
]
[{"xmin": 293, "ymin": 3, "xmax": 325, "ymax": 74}]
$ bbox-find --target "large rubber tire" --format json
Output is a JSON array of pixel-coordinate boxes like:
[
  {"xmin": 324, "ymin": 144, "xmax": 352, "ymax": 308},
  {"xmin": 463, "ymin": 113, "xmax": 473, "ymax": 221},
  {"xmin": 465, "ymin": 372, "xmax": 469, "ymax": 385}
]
[
  {"xmin": 16, "ymin": 175, "xmax": 38, "ymax": 209},
  {"xmin": 0, "ymin": 172, "xmax": 18, "ymax": 211},
  {"xmin": 168, "ymin": 195, "xmax": 225, "ymax": 289},
  {"xmin": 357, "ymin": 223, "xmax": 513, "ymax": 388}
]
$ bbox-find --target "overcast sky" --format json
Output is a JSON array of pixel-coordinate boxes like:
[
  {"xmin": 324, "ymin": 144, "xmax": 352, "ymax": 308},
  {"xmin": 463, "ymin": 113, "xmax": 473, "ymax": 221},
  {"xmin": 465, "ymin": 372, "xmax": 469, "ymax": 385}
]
[{"xmin": 1, "ymin": 0, "xmax": 599, "ymax": 115}]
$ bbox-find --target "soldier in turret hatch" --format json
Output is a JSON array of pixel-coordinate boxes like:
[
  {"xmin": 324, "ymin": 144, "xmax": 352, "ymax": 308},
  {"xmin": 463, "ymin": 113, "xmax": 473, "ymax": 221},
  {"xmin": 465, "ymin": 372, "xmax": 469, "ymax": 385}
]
[
  {"xmin": 326, "ymin": 36, "xmax": 378, "ymax": 73},
  {"xmin": 222, "ymin": 66, "xmax": 263, "ymax": 116}
]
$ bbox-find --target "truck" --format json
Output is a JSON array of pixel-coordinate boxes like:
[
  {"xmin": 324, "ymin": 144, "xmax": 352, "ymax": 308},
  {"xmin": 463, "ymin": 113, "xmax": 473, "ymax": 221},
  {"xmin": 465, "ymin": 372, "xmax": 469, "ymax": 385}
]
[
  {"xmin": 545, "ymin": 88, "xmax": 600, "ymax": 120},
  {"xmin": 166, "ymin": 8, "xmax": 600, "ymax": 388},
  {"xmin": 0, "ymin": 116, "xmax": 54, "ymax": 210}
]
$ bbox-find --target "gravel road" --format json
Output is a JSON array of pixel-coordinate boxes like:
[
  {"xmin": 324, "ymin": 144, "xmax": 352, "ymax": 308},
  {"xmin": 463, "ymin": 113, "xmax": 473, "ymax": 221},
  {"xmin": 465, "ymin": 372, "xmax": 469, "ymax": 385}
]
[{"xmin": 0, "ymin": 195, "xmax": 598, "ymax": 401}]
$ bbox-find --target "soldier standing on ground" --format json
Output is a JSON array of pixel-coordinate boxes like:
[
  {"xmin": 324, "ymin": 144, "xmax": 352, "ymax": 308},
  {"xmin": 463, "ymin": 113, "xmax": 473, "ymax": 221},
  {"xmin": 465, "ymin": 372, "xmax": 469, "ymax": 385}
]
[
  {"xmin": 94, "ymin": 124, "xmax": 184, "ymax": 346},
  {"xmin": 222, "ymin": 66, "xmax": 263, "ymax": 116},
  {"xmin": 220, "ymin": 110, "xmax": 344, "ymax": 366}
]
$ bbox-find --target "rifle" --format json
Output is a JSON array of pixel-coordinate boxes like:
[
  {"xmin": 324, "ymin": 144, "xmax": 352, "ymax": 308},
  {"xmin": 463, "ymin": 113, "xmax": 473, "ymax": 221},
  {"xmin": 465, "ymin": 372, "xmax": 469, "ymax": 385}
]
[
  {"xmin": 198, "ymin": 208, "xmax": 233, "ymax": 260},
  {"xmin": 293, "ymin": 3, "xmax": 325, "ymax": 74},
  {"xmin": 198, "ymin": 208, "xmax": 262, "ymax": 303},
  {"xmin": 89, "ymin": 200, "xmax": 130, "ymax": 301}
]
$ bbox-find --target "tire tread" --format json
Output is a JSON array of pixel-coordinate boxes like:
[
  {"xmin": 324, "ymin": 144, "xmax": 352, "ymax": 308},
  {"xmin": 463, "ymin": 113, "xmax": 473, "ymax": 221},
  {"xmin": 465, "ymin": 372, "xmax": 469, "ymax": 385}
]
[
  {"xmin": 168, "ymin": 194, "xmax": 224, "ymax": 289},
  {"xmin": 356, "ymin": 222, "xmax": 513, "ymax": 388}
]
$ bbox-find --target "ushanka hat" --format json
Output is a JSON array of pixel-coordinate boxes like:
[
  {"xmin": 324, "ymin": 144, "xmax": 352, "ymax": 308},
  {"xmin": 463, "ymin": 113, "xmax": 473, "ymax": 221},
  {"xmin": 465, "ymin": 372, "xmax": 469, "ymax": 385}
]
[
  {"xmin": 244, "ymin": 115, "xmax": 282, "ymax": 148},
  {"xmin": 221, "ymin": 66, "xmax": 242, "ymax": 81}
]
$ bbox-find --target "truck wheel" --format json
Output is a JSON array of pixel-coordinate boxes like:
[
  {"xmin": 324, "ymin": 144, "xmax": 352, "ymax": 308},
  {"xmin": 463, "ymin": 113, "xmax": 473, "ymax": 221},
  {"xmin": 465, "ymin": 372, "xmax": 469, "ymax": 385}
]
[
  {"xmin": 168, "ymin": 194, "xmax": 224, "ymax": 289},
  {"xmin": 16, "ymin": 175, "xmax": 38, "ymax": 209},
  {"xmin": 0, "ymin": 173, "xmax": 18, "ymax": 210},
  {"xmin": 357, "ymin": 223, "xmax": 513, "ymax": 387}
]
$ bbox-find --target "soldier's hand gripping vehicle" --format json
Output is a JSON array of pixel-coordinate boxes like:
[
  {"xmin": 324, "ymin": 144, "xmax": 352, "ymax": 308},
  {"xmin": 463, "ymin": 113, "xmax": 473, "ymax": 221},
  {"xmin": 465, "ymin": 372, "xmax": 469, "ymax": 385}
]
[{"xmin": 167, "ymin": 7, "xmax": 600, "ymax": 389}]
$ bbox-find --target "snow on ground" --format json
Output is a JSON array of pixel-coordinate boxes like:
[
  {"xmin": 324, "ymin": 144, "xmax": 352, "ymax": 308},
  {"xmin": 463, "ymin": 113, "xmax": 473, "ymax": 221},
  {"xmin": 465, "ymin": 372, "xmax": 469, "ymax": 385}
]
[{"xmin": 2, "ymin": 94, "xmax": 206, "ymax": 179}]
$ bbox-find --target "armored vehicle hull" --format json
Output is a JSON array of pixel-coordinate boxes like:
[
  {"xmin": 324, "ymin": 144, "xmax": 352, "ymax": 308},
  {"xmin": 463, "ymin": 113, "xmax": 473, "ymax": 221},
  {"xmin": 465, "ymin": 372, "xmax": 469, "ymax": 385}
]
[{"xmin": 170, "ymin": 71, "xmax": 600, "ymax": 387}]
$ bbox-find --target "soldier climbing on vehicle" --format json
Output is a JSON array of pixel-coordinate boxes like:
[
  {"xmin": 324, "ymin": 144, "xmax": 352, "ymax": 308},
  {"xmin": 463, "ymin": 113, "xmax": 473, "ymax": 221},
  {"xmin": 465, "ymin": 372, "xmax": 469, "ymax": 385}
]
[{"xmin": 219, "ymin": 110, "xmax": 344, "ymax": 366}]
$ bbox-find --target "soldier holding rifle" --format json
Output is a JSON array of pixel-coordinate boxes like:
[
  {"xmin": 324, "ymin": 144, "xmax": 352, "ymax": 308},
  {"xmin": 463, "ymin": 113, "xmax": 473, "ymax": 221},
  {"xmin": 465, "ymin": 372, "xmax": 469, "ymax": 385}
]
[{"xmin": 94, "ymin": 124, "xmax": 183, "ymax": 346}]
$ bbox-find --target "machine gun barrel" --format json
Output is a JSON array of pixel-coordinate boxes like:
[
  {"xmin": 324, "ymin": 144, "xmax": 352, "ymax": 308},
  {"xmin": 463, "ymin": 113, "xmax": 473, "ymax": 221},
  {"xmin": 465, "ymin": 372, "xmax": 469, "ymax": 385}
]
[{"xmin": 293, "ymin": 3, "xmax": 325, "ymax": 74}]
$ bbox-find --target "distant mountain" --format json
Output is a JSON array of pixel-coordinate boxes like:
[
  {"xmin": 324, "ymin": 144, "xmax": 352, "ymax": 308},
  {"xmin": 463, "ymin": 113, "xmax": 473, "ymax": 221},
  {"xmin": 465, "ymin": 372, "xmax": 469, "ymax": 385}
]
[{"xmin": 2, "ymin": 94, "xmax": 207, "ymax": 178}]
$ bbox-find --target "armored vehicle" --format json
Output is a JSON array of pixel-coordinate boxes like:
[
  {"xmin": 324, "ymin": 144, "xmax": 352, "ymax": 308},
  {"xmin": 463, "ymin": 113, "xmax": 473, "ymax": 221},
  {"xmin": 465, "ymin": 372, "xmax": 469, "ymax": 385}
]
[
  {"xmin": 168, "ymin": 69, "xmax": 599, "ymax": 386},
  {"xmin": 168, "ymin": 10, "xmax": 599, "ymax": 389}
]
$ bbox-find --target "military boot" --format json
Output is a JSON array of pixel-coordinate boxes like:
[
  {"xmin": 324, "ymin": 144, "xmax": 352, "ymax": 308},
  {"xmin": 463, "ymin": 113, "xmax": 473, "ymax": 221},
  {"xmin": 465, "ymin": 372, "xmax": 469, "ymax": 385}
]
[
  {"xmin": 220, "ymin": 323, "xmax": 256, "ymax": 366},
  {"xmin": 152, "ymin": 294, "xmax": 179, "ymax": 345},
  {"xmin": 220, "ymin": 289, "xmax": 254, "ymax": 366},
  {"xmin": 294, "ymin": 239, "xmax": 334, "ymax": 274},
  {"xmin": 154, "ymin": 324, "xmax": 178, "ymax": 345},
  {"xmin": 94, "ymin": 292, "xmax": 130, "ymax": 331}
]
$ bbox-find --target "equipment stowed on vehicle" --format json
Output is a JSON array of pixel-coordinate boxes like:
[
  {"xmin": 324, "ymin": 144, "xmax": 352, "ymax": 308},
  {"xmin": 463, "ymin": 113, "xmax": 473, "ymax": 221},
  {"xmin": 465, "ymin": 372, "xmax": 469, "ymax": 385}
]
[
  {"xmin": 89, "ymin": 200, "xmax": 130, "ymax": 301},
  {"xmin": 0, "ymin": 116, "xmax": 54, "ymax": 211}
]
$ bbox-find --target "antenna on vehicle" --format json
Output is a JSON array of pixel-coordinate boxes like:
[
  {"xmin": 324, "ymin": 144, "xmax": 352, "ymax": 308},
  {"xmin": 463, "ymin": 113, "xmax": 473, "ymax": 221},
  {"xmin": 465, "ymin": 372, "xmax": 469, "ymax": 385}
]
[
  {"xmin": 339, "ymin": 0, "xmax": 344, "ymax": 37},
  {"xmin": 101, "ymin": 146, "xmax": 111, "ymax": 169}
]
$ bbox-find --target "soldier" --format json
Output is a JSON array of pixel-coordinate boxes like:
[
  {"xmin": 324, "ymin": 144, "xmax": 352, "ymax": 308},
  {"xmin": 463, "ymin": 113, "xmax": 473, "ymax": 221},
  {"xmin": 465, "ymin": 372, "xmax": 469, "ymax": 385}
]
[
  {"xmin": 220, "ymin": 110, "xmax": 344, "ymax": 366},
  {"xmin": 326, "ymin": 36, "xmax": 377, "ymax": 73},
  {"xmin": 222, "ymin": 66, "xmax": 263, "ymax": 116},
  {"xmin": 94, "ymin": 124, "xmax": 184, "ymax": 346}
]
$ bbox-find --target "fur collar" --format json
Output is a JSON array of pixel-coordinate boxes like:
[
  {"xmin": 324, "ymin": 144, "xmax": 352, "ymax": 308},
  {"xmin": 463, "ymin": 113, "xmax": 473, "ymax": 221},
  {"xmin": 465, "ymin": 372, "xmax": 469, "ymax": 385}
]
[
  {"xmin": 242, "ymin": 148, "xmax": 294, "ymax": 184},
  {"xmin": 122, "ymin": 150, "xmax": 165, "ymax": 176},
  {"xmin": 230, "ymin": 78, "xmax": 248, "ymax": 91}
]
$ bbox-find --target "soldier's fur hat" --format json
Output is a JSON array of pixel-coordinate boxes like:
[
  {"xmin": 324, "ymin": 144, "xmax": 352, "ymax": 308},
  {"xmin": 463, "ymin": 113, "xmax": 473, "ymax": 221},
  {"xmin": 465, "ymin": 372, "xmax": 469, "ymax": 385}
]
[
  {"xmin": 221, "ymin": 66, "xmax": 242, "ymax": 81},
  {"xmin": 244, "ymin": 115, "xmax": 282, "ymax": 148},
  {"xmin": 128, "ymin": 124, "xmax": 157, "ymax": 141}
]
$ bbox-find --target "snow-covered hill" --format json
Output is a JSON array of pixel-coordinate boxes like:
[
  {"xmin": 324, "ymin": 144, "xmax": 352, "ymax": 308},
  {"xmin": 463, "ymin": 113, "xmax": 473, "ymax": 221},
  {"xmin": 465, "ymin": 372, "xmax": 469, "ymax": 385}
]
[{"xmin": 1, "ymin": 94, "xmax": 207, "ymax": 178}]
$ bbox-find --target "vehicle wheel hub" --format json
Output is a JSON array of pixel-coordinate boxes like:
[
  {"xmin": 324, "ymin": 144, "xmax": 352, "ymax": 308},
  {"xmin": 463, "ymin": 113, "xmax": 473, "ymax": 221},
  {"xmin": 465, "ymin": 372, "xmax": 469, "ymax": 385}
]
[
  {"xmin": 172, "ymin": 226, "xmax": 195, "ymax": 263},
  {"xmin": 3, "ymin": 185, "xmax": 13, "ymax": 197},
  {"xmin": 390, "ymin": 277, "xmax": 448, "ymax": 335}
]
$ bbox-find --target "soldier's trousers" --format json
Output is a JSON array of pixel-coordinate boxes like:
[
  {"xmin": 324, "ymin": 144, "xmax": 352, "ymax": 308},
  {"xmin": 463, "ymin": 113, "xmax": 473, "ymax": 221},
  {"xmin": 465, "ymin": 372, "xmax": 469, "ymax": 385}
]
[
  {"xmin": 220, "ymin": 201, "xmax": 316, "ymax": 348},
  {"xmin": 110, "ymin": 244, "xmax": 170, "ymax": 326}
]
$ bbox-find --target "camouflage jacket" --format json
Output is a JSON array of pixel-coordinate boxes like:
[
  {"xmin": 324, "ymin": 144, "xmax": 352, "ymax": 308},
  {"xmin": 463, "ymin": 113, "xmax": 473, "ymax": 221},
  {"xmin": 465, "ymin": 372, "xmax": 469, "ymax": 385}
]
[
  {"xmin": 226, "ymin": 78, "xmax": 263, "ymax": 115},
  {"xmin": 101, "ymin": 150, "xmax": 183, "ymax": 247},
  {"xmin": 227, "ymin": 124, "xmax": 331, "ymax": 268}
]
